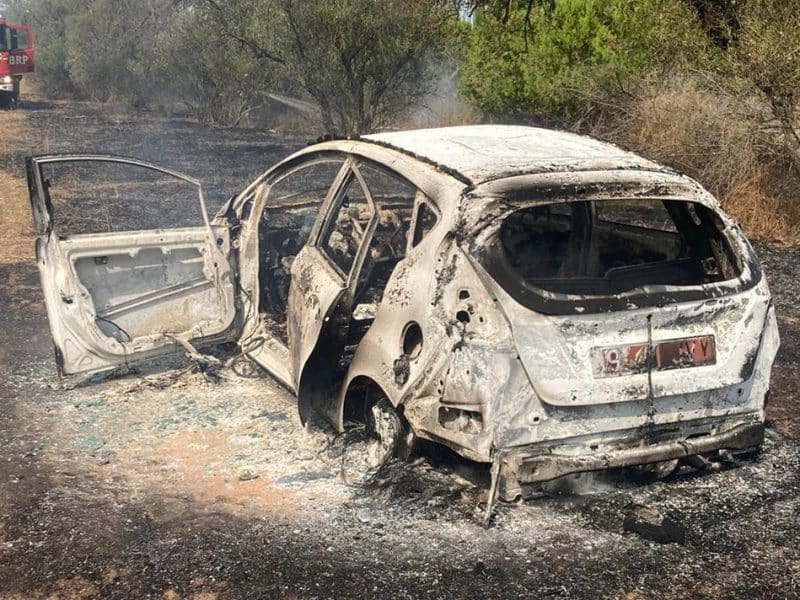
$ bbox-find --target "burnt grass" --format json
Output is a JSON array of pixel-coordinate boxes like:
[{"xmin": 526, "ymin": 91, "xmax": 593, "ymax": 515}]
[{"xmin": 1, "ymin": 100, "xmax": 800, "ymax": 599}]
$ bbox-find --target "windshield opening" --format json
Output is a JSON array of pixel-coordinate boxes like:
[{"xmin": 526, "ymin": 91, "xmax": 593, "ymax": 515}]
[
  {"xmin": 0, "ymin": 25, "xmax": 8, "ymax": 52},
  {"xmin": 477, "ymin": 199, "xmax": 751, "ymax": 312}
]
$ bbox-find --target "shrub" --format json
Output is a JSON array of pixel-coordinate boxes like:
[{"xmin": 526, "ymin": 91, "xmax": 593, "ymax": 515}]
[
  {"xmin": 460, "ymin": 0, "xmax": 720, "ymax": 123},
  {"xmin": 607, "ymin": 76, "xmax": 800, "ymax": 246},
  {"xmin": 63, "ymin": 0, "xmax": 166, "ymax": 105},
  {"xmin": 620, "ymin": 77, "xmax": 761, "ymax": 202},
  {"xmin": 460, "ymin": 1, "xmax": 800, "ymax": 246},
  {"xmin": 736, "ymin": 0, "xmax": 800, "ymax": 173},
  {"xmin": 151, "ymin": 8, "xmax": 270, "ymax": 126}
]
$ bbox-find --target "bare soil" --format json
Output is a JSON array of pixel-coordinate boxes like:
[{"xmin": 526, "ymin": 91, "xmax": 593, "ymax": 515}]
[{"xmin": 1, "ymin": 98, "xmax": 800, "ymax": 599}]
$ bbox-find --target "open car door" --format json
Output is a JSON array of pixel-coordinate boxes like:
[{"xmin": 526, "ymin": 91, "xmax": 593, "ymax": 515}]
[
  {"xmin": 286, "ymin": 160, "xmax": 382, "ymax": 424},
  {"xmin": 27, "ymin": 155, "xmax": 238, "ymax": 377}
]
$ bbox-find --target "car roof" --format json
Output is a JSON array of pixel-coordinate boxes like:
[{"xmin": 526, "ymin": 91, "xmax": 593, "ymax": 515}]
[{"xmin": 363, "ymin": 125, "xmax": 663, "ymax": 185}]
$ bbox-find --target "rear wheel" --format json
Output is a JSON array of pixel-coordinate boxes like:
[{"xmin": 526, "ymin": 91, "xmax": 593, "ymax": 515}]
[
  {"xmin": 340, "ymin": 391, "xmax": 414, "ymax": 484},
  {"xmin": 364, "ymin": 397, "xmax": 405, "ymax": 466}
]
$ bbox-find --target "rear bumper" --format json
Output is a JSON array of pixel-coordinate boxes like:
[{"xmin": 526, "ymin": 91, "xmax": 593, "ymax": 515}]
[{"xmin": 499, "ymin": 421, "xmax": 764, "ymax": 499}]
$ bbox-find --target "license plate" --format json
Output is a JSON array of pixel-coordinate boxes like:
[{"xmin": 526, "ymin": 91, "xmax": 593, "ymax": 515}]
[{"xmin": 593, "ymin": 335, "xmax": 716, "ymax": 378}]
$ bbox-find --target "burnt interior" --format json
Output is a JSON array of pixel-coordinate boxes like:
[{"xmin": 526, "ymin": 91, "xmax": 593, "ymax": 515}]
[
  {"xmin": 257, "ymin": 161, "xmax": 422, "ymax": 358},
  {"xmin": 482, "ymin": 199, "xmax": 747, "ymax": 304},
  {"xmin": 258, "ymin": 201, "xmax": 319, "ymax": 342}
]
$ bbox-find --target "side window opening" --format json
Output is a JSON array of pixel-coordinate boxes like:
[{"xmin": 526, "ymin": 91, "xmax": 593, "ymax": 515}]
[
  {"xmin": 353, "ymin": 162, "xmax": 417, "ymax": 308},
  {"xmin": 486, "ymin": 199, "xmax": 743, "ymax": 299},
  {"xmin": 258, "ymin": 158, "xmax": 346, "ymax": 342},
  {"xmin": 411, "ymin": 200, "xmax": 439, "ymax": 247},
  {"xmin": 315, "ymin": 168, "xmax": 375, "ymax": 375},
  {"xmin": 10, "ymin": 27, "xmax": 28, "ymax": 50},
  {"xmin": 39, "ymin": 160, "xmax": 206, "ymax": 236},
  {"xmin": 320, "ymin": 171, "xmax": 373, "ymax": 277},
  {"xmin": 318, "ymin": 161, "xmax": 422, "ymax": 376}
]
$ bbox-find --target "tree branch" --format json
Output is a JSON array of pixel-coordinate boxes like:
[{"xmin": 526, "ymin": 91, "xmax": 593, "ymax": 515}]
[{"xmin": 205, "ymin": 0, "xmax": 286, "ymax": 64}]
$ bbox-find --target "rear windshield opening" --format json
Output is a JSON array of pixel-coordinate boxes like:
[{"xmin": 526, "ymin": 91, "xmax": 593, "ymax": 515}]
[{"xmin": 489, "ymin": 199, "xmax": 744, "ymax": 298}]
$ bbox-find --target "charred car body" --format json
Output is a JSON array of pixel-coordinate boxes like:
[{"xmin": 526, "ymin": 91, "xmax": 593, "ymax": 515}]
[{"xmin": 28, "ymin": 126, "xmax": 779, "ymax": 499}]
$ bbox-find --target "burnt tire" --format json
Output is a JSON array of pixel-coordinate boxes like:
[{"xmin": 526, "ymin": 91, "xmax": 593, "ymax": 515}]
[
  {"xmin": 367, "ymin": 398, "xmax": 404, "ymax": 462},
  {"xmin": 339, "ymin": 395, "xmax": 413, "ymax": 485}
]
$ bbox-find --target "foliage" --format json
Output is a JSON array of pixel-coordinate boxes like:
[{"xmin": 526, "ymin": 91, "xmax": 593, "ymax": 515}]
[
  {"xmin": 621, "ymin": 76, "xmax": 762, "ymax": 203},
  {"xmin": 7, "ymin": 0, "xmax": 76, "ymax": 93},
  {"xmin": 7, "ymin": 0, "xmax": 800, "ymax": 243},
  {"xmin": 460, "ymin": 0, "xmax": 800, "ymax": 245},
  {"xmin": 63, "ymin": 0, "xmax": 160, "ymax": 104},
  {"xmin": 1, "ymin": 0, "xmax": 34, "ymax": 23},
  {"xmin": 684, "ymin": 0, "xmax": 744, "ymax": 48},
  {"xmin": 206, "ymin": 0, "xmax": 456, "ymax": 134},
  {"xmin": 460, "ymin": 0, "xmax": 720, "ymax": 122},
  {"xmin": 10, "ymin": 0, "xmax": 454, "ymax": 131},
  {"xmin": 735, "ymin": 0, "xmax": 800, "ymax": 171},
  {"xmin": 9, "ymin": 0, "xmax": 275, "ymax": 123},
  {"xmin": 151, "ymin": 8, "xmax": 269, "ymax": 125}
]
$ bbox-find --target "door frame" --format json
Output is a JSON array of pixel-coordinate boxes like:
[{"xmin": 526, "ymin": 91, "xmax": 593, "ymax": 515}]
[
  {"xmin": 28, "ymin": 154, "xmax": 214, "ymax": 237},
  {"xmin": 27, "ymin": 154, "xmax": 237, "ymax": 377}
]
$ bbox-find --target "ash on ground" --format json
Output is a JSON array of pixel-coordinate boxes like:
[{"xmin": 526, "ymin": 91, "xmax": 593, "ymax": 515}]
[{"xmin": 1, "ymin": 100, "xmax": 799, "ymax": 599}]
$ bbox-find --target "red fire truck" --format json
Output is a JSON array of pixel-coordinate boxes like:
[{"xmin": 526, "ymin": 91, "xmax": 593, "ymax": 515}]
[{"xmin": 0, "ymin": 15, "xmax": 34, "ymax": 108}]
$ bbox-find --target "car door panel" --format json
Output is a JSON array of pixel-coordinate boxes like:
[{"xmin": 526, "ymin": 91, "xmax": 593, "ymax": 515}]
[
  {"xmin": 287, "ymin": 162, "xmax": 376, "ymax": 382},
  {"xmin": 28, "ymin": 155, "xmax": 237, "ymax": 377},
  {"xmin": 287, "ymin": 244, "xmax": 349, "ymax": 378}
]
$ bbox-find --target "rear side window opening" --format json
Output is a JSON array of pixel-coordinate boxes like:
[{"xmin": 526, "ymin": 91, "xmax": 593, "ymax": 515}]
[{"xmin": 479, "ymin": 199, "xmax": 755, "ymax": 313}]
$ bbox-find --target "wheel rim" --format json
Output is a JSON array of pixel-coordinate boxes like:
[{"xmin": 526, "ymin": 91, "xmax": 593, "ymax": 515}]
[
  {"xmin": 340, "ymin": 397, "xmax": 404, "ymax": 484},
  {"xmin": 365, "ymin": 399, "xmax": 402, "ymax": 467}
]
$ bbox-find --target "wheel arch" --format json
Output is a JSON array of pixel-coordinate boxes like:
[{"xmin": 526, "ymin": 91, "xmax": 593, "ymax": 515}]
[{"xmin": 338, "ymin": 373, "xmax": 399, "ymax": 433}]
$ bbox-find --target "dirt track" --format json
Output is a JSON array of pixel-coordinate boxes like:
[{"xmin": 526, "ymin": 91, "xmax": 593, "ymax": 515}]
[{"xmin": 1, "ymin": 99, "xmax": 800, "ymax": 599}]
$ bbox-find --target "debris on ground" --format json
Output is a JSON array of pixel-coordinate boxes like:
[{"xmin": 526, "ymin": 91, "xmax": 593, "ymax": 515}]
[
  {"xmin": 622, "ymin": 504, "xmax": 687, "ymax": 544},
  {"xmin": 1, "ymin": 99, "xmax": 800, "ymax": 598}
]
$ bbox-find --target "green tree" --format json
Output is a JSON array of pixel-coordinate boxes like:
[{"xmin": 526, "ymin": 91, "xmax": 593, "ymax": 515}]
[
  {"xmin": 460, "ymin": 0, "xmax": 718, "ymax": 124},
  {"xmin": 207, "ymin": 0, "xmax": 456, "ymax": 134},
  {"xmin": 152, "ymin": 7, "xmax": 270, "ymax": 125},
  {"xmin": 736, "ymin": 0, "xmax": 800, "ymax": 171}
]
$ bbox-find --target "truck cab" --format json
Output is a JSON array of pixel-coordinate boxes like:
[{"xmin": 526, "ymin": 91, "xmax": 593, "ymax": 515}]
[{"xmin": 0, "ymin": 16, "xmax": 34, "ymax": 108}]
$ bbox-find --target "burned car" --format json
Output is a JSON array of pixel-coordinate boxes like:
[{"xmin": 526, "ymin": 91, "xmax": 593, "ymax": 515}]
[{"xmin": 27, "ymin": 125, "xmax": 779, "ymax": 500}]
